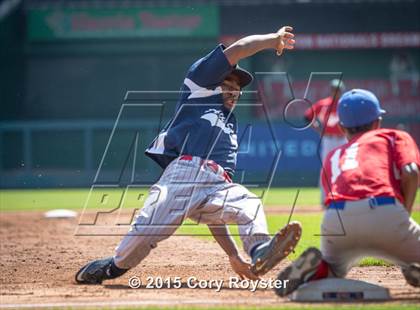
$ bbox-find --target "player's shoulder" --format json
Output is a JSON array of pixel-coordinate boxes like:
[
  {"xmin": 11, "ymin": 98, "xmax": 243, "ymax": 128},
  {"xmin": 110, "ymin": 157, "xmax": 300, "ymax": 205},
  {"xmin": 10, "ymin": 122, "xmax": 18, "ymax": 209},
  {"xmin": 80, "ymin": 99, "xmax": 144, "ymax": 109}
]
[
  {"xmin": 366, "ymin": 128, "xmax": 415, "ymax": 142},
  {"xmin": 185, "ymin": 44, "xmax": 231, "ymax": 89},
  {"xmin": 188, "ymin": 44, "xmax": 227, "ymax": 74}
]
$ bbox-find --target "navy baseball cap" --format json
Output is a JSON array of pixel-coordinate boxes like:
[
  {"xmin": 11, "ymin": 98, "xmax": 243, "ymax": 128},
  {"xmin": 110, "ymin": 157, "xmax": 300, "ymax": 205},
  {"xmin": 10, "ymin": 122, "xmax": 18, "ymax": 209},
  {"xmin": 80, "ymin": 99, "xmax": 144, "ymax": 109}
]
[
  {"xmin": 231, "ymin": 65, "xmax": 253, "ymax": 88},
  {"xmin": 338, "ymin": 89, "xmax": 386, "ymax": 128}
]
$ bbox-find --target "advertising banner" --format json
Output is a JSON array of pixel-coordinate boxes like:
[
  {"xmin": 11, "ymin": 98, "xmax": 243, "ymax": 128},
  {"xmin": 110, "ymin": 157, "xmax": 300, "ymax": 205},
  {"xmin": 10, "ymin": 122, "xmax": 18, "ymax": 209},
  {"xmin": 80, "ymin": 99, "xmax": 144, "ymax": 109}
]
[
  {"xmin": 221, "ymin": 32, "xmax": 420, "ymax": 50},
  {"xmin": 28, "ymin": 6, "xmax": 219, "ymax": 40},
  {"xmin": 237, "ymin": 123, "xmax": 321, "ymax": 175}
]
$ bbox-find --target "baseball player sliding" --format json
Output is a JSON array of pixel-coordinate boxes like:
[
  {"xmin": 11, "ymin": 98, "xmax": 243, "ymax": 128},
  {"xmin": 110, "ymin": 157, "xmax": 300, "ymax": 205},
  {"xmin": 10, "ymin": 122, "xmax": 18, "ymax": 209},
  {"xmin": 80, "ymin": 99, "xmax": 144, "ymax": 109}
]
[
  {"xmin": 76, "ymin": 26, "xmax": 302, "ymax": 284},
  {"xmin": 276, "ymin": 89, "xmax": 420, "ymax": 296}
]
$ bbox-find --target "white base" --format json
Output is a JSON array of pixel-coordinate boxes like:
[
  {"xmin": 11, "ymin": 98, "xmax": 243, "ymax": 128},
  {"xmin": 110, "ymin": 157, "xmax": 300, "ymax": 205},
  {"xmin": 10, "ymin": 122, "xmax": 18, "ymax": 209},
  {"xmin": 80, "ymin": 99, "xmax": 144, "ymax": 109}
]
[
  {"xmin": 44, "ymin": 209, "xmax": 77, "ymax": 218},
  {"xmin": 290, "ymin": 278, "xmax": 390, "ymax": 302}
]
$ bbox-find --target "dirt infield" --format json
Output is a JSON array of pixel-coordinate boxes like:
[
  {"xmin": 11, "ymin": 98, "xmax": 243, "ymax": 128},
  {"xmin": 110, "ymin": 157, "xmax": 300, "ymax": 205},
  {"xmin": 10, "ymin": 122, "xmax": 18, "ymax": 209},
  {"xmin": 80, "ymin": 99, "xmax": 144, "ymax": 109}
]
[{"xmin": 0, "ymin": 211, "xmax": 419, "ymax": 308}]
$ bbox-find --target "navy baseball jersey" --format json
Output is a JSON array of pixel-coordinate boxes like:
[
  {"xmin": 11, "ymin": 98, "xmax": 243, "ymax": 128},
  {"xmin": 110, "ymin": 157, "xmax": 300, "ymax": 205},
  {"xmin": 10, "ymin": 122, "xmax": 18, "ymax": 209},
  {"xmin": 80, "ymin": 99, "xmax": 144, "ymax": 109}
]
[{"xmin": 145, "ymin": 44, "xmax": 239, "ymax": 177}]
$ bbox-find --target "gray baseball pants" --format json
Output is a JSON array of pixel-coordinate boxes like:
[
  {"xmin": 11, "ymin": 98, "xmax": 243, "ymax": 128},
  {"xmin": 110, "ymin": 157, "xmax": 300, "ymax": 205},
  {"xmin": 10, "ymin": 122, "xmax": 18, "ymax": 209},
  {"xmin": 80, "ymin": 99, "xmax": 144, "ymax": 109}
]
[
  {"xmin": 113, "ymin": 156, "xmax": 270, "ymax": 269},
  {"xmin": 321, "ymin": 198, "xmax": 420, "ymax": 277}
]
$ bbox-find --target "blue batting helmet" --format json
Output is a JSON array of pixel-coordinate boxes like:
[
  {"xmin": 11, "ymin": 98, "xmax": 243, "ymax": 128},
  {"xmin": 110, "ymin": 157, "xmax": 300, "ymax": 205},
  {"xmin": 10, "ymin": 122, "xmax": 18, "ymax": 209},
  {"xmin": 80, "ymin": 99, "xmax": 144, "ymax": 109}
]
[{"xmin": 338, "ymin": 89, "xmax": 386, "ymax": 128}]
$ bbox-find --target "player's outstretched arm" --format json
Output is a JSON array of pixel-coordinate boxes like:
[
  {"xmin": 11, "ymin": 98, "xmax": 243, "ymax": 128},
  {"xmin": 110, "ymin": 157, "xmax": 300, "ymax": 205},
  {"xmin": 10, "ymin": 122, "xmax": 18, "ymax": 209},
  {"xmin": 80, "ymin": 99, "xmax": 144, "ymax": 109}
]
[
  {"xmin": 401, "ymin": 162, "xmax": 419, "ymax": 213},
  {"xmin": 224, "ymin": 26, "xmax": 295, "ymax": 65},
  {"xmin": 208, "ymin": 225, "xmax": 260, "ymax": 280}
]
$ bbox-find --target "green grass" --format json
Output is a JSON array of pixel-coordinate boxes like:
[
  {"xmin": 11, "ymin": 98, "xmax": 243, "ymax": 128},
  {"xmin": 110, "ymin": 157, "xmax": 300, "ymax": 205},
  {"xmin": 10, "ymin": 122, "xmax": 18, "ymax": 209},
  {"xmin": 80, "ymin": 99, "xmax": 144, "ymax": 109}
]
[
  {"xmin": 0, "ymin": 188, "xmax": 129, "ymax": 211},
  {"xmin": 255, "ymin": 187, "xmax": 322, "ymax": 207},
  {"xmin": 0, "ymin": 187, "xmax": 325, "ymax": 212},
  {"xmin": 1, "ymin": 187, "xmax": 418, "ymax": 212}
]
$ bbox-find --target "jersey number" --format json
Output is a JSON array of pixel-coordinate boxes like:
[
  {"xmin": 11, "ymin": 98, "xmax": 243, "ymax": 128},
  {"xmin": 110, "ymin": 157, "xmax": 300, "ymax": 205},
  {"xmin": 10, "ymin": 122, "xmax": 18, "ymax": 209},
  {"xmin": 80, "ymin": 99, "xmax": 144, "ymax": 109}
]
[{"xmin": 330, "ymin": 143, "xmax": 359, "ymax": 183}]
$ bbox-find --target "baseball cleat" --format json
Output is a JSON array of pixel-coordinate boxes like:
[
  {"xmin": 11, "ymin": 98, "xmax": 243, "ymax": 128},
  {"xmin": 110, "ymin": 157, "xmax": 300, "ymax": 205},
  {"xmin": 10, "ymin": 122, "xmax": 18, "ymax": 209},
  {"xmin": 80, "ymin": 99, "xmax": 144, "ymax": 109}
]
[
  {"xmin": 75, "ymin": 257, "xmax": 126, "ymax": 285},
  {"xmin": 275, "ymin": 247, "xmax": 323, "ymax": 297},
  {"xmin": 251, "ymin": 221, "xmax": 302, "ymax": 276},
  {"xmin": 402, "ymin": 263, "xmax": 420, "ymax": 287}
]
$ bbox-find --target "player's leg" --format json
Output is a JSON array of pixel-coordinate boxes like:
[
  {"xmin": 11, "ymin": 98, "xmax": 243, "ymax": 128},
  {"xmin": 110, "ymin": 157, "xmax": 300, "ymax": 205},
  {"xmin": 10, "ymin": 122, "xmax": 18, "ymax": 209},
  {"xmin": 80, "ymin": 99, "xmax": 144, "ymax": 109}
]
[
  {"xmin": 323, "ymin": 201, "xmax": 420, "ymax": 287},
  {"xmin": 249, "ymin": 220, "xmax": 301, "ymax": 276},
  {"xmin": 196, "ymin": 183, "xmax": 301, "ymax": 276},
  {"xmin": 75, "ymin": 159, "xmax": 209, "ymax": 284},
  {"xmin": 332, "ymin": 201, "xmax": 420, "ymax": 287},
  {"xmin": 276, "ymin": 207, "xmax": 361, "ymax": 296},
  {"xmin": 275, "ymin": 238, "xmax": 356, "ymax": 297},
  {"xmin": 318, "ymin": 207, "xmax": 364, "ymax": 278},
  {"xmin": 369, "ymin": 203, "xmax": 420, "ymax": 287},
  {"xmin": 75, "ymin": 184, "xmax": 187, "ymax": 284},
  {"xmin": 401, "ymin": 263, "xmax": 420, "ymax": 287},
  {"xmin": 112, "ymin": 184, "xmax": 188, "ymax": 268},
  {"xmin": 275, "ymin": 247, "xmax": 325, "ymax": 297},
  {"xmin": 397, "ymin": 214, "xmax": 420, "ymax": 288}
]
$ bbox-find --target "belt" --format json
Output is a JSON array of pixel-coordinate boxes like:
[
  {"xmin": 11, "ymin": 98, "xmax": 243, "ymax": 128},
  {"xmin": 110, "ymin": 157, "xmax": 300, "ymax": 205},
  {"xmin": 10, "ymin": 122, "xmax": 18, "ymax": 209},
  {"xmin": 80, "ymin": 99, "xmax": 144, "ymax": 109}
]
[
  {"xmin": 328, "ymin": 196, "xmax": 395, "ymax": 210},
  {"xmin": 179, "ymin": 155, "xmax": 232, "ymax": 183}
]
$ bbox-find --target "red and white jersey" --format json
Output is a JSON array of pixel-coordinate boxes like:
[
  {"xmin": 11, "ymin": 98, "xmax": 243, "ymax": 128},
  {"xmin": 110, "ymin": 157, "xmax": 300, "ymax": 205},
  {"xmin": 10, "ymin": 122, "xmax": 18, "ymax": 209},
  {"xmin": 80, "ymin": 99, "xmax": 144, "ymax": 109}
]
[
  {"xmin": 321, "ymin": 128, "xmax": 420, "ymax": 206},
  {"xmin": 304, "ymin": 96, "xmax": 344, "ymax": 137}
]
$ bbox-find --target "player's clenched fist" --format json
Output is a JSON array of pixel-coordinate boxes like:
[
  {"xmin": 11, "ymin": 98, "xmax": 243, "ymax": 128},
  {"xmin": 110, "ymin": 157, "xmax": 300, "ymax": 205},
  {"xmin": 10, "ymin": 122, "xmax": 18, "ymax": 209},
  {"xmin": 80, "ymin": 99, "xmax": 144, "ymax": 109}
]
[
  {"xmin": 275, "ymin": 26, "xmax": 295, "ymax": 56},
  {"xmin": 224, "ymin": 25, "xmax": 296, "ymax": 65},
  {"xmin": 229, "ymin": 254, "xmax": 260, "ymax": 281}
]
